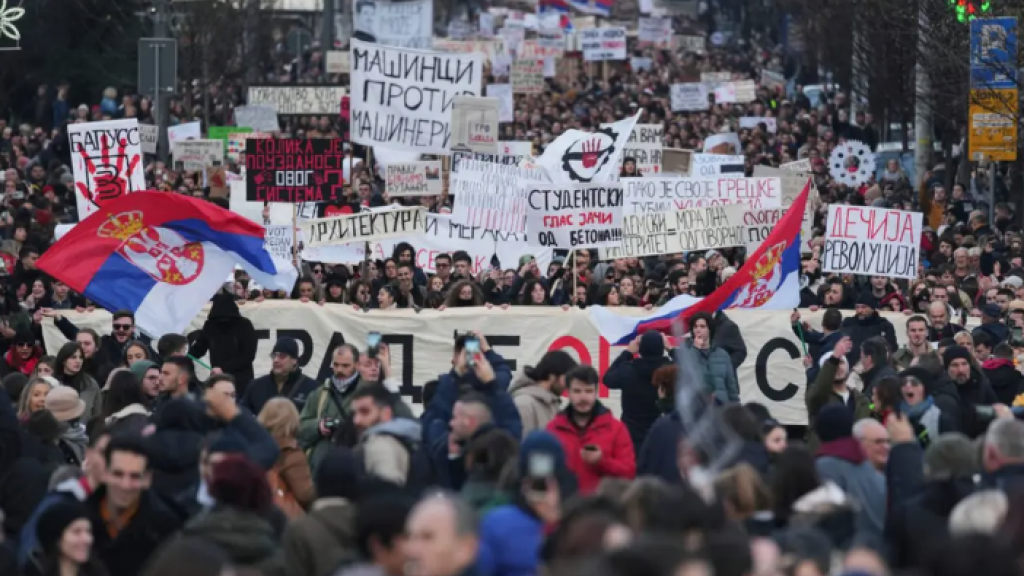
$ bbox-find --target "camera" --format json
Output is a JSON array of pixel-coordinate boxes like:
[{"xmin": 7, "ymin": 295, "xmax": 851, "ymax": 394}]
[{"xmin": 367, "ymin": 331, "xmax": 382, "ymax": 359}]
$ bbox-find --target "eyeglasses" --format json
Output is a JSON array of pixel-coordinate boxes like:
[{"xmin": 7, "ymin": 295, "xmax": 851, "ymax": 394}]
[
  {"xmin": 113, "ymin": 323, "xmax": 132, "ymax": 331},
  {"xmin": 15, "ymin": 342, "xmax": 31, "ymax": 348},
  {"xmin": 313, "ymin": 268, "xmax": 323, "ymax": 274}
]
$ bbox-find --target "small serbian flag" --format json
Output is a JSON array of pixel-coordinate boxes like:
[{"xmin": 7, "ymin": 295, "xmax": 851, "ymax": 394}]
[{"xmin": 38, "ymin": 192, "xmax": 297, "ymax": 336}]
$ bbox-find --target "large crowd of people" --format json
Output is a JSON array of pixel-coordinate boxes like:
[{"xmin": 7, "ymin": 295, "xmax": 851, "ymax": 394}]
[{"xmin": 1, "ymin": 3, "xmax": 1024, "ymax": 576}]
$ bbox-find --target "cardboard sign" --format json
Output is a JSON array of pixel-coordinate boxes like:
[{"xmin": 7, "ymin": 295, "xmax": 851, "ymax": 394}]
[
  {"xmin": 620, "ymin": 176, "xmax": 782, "ymax": 215},
  {"xmin": 662, "ymin": 148, "xmax": 693, "ymax": 175},
  {"xmin": 245, "ymin": 139, "xmax": 345, "ymax": 203},
  {"xmin": 822, "ymin": 205, "xmax": 922, "ymax": 280},
  {"xmin": 451, "ymin": 96, "xmax": 499, "ymax": 154},
  {"xmin": 207, "ymin": 165, "xmax": 229, "ymax": 198},
  {"xmin": 450, "ymin": 159, "xmax": 548, "ymax": 234},
  {"xmin": 512, "ymin": 60, "xmax": 545, "ymax": 94},
  {"xmin": 638, "ymin": 17, "xmax": 673, "ymax": 49},
  {"xmin": 487, "ymin": 84, "xmax": 514, "ymax": 122},
  {"xmin": 671, "ymin": 82, "xmax": 709, "ymax": 111},
  {"xmin": 264, "ymin": 225, "xmax": 295, "ymax": 263},
  {"xmin": 781, "ymin": 158, "xmax": 812, "ymax": 172},
  {"xmin": 580, "ymin": 28, "xmax": 627, "ymax": 61},
  {"xmin": 67, "ymin": 119, "xmax": 146, "ymax": 220},
  {"xmin": 304, "ymin": 206, "xmax": 428, "ymax": 247},
  {"xmin": 526, "ymin": 183, "xmax": 625, "ymax": 249},
  {"xmin": 352, "ymin": 0, "xmax": 433, "ymax": 48},
  {"xmin": 600, "ymin": 204, "xmax": 748, "ymax": 259},
  {"xmin": 247, "ymin": 86, "xmax": 346, "ymax": 116},
  {"xmin": 350, "ymin": 40, "xmax": 483, "ymax": 154},
  {"xmin": 325, "ymin": 51, "xmax": 350, "ymax": 74},
  {"xmin": 385, "ymin": 161, "xmax": 442, "ymax": 196},
  {"xmin": 715, "ymin": 80, "xmax": 757, "ymax": 104},
  {"xmin": 140, "ymin": 124, "xmax": 158, "ymax": 155}
]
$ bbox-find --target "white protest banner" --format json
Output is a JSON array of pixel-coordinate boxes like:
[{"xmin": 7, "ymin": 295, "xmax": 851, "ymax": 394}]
[
  {"xmin": 713, "ymin": 82, "xmax": 737, "ymax": 103},
  {"xmin": 452, "ymin": 150, "xmax": 529, "ymax": 173},
  {"xmin": 580, "ymin": 28, "xmax": 627, "ymax": 61},
  {"xmin": 600, "ymin": 204, "xmax": 748, "ymax": 259},
  {"xmin": 304, "ymin": 206, "xmax": 428, "ymax": 248},
  {"xmin": 498, "ymin": 141, "xmax": 533, "ymax": 156},
  {"xmin": 741, "ymin": 208, "xmax": 784, "ymax": 253},
  {"xmin": 234, "ymin": 105, "xmax": 281, "ymax": 133},
  {"xmin": 620, "ymin": 176, "xmax": 782, "ymax": 215},
  {"xmin": 512, "ymin": 59, "xmax": 545, "ymax": 94},
  {"xmin": 67, "ymin": 119, "xmax": 146, "ymax": 220},
  {"xmin": 638, "ymin": 17, "xmax": 672, "ymax": 49},
  {"xmin": 675, "ymin": 34, "xmax": 706, "ymax": 53},
  {"xmin": 432, "ymin": 39, "xmax": 505, "ymax": 63},
  {"xmin": 139, "ymin": 124, "xmax": 158, "ymax": 155},
  {"xmin": 781, "ymin": 158, "xmax": 812, "ymax": 172},
  {"xmin": 606, "ymin": 123, "xmax": 662, "ymax": 175},
  {"xmin": 167, "ymin": 121, "xmax": 201, "ymax": 145},
  {"xmin": 492, "ymin": 56, "xmax": 511, "ymax": 78},
  {"xmin": 448, "ymin": 19, "xmax": 474, "ymax": 39},
  {"xmin": 732, "ymin": 80, "xmax": 757, "ymax": 103},
  {"xmin": 451, "ymin": 96, "xmax": 499, "ymax": 154},
  {"xmin": 263, "ymin": 225, "xmax": 295, "ymax": 263},
  {"xmin": 526, "ymin": 183, "xmax": 624, "ymax": 249},
  {"xmin": 352, "ymin": 0, "xmax": 433, "ymax": 48},
  {"xmin": 325, "ymin": 51, "xmax": 350, "ymax": 74},
  {"xmin": 670, "ymin": 83, "xmax": 709, "ymax": 111},
  {"xmin": 691, "ymin": 153, "xmax": 745, "ymax": 176},
  {"xmin": 247, "ymin": 87, "xmax": 344, "ymax": 116},
  {"xmin": 537, "ymin": 111, "xmax": 639, "ymax": 184},
  {"xmin": 487, "ymin": 84, "xmax": 514, "ymax": 122},
  {"xmin": 822, "ymin": 205, "xmax": 922, "ymax": 281},
  {"xmin": 499, "ymin": 26, "xmax": 525, "ymax": 55},
  {"xmin": 450, "ymin": 159, "xmax": 549, "ymax": 233},
  {"xmin": 172, "ymin": 139, "xmax": 224, "ymax": 171},
  {"xmin": 479, "ymin": 12, "xmax": 495, "ymax": 37},
  {"xmin": 701, "ymin": 71, "xmax": 732, "ymax": 88},
  {"xmin": 536, "ymin": 28, "xmax": 565, "ymax": 58},
  {"xmin": 350, "ymin": 39, "xmax": 483, "ymax": 155},
  {"xmin": 543, "ymin": 57, "xmax": 556, "ymax": 78},
  {"xmin": 739, "ymin": 117, "xmax": 777, "ymax": 133},
  {"xmin": 385, "ymin": 161, "xmax": 442, "ymax": 196}
]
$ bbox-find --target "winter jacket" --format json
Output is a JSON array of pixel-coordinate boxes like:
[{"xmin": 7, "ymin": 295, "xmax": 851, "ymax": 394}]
[
  {"xmin": 422, "ymin": 349, "xmax": 520, "ymax": 446},
  {"xmin": 179, "ymin": 506, "xmax": 284, "ymax": 573},
  {"xmin": 190, "ymin": 292, "xmax": 258, "ymax": 394},
  {"xmin": 953, "ymin": 368, "xmax": 1000, "ymax": 439},
  {"xmin": 902, "ymin": 397, "xmax": 955, "ymax": 446},
  {"xmin": 714, "ymin": 312, "xmax": 748, "ymax": 369},
  {"xmin": 508, "ymin": 376, "xmax": 563, "ymax": 438},
  {"xmin": 60, "ymin": 371, "xmax": 102, "ymax": 423},
  {"xmin": 16, "ymin": 478, "xmax": 94, "ymax": 570},
  {"xmin": 546, "ymin": 403, "xmax": 635, "ymax": 494},
  {"xmin": 928, "ymin": 322, "xmax": 964, "ymax": 343},
  {"xmin": 55, "ymin": 316, "xmax": 155, "ymax": 375},
  {"xmin": 602, "ymin": 350, "xmax": 669, "ymax": 450},
  {"xmin": 797, "ymin": 327, "xmax": 844, "ymax": 380},
  {"xmin": 272, "ymin": 440, "xmax": 316, "ymax": 510},
  {"xmin": 477, "ymin": 500, "xmax": 545, "ymax": 576},
  {"xmin": 860, "ymin": 363, "xmax": 897, "ymax": 400},
  {"xmin": 886, "ymin": 477, "xmax": 974, "ymax": 570},
  {"xmin": 279, "ymin": 498, "xmax": 359, "ymax": 576},
  {"xmin": 242, "ymin": 369, "xmax": 318, "ymax": 416},
  {"xmin": 146, "ymin": 398, "xmax": 207, "ymax": 513},
  {"xmin": 681, "ymin": 342, "xmax": 739, "ymax": 404},
  {"xmin": 805, "ymin": 357, "xmax": 873, "ymax": 452},
  {"xmin": 973, "ymin": 320, "xmax": 1009, "ymax": 345},
  {"xmin": 636, "ymin": 411, "xmax": 684, "ymax": 484},
  {"xmin": 84, "ymin": 487, "xmax": 183, "ymax": 576},
  {"xmin": 815, "ymin": 438, "xmax": 886, "ymax": 550},
  {"xmin": 0, "ymin": 394, "xmax": 50, "ymax": 541},
  {"xmin": 355, "ymin": 418, "xmax": 422, "ymax": 486},
  {"xmin": 982, "ymin": 358, "xmax": 1023, "ymax": 405},
  {"xmin": 840, "ymin": 312, "xmax": 897, "ymax": 366}
]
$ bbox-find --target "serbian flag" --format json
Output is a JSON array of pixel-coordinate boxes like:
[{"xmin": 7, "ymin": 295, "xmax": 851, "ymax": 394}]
[
  {"xmin": 38, "ymin": 192, "xmax": 297, "ymax": 336},
  {"xmin": 591, "ymin": 179, "xmax": 811, "ymax": 345},
  {"xmin": 569, "ymin": 0, "xmax": 612, "ymax": 17}
]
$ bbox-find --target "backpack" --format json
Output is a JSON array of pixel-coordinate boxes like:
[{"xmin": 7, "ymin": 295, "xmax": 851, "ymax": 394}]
[
  {"xmin": 357, "ymin": 432, "xmax": 435, "ymax": 495},
  {"xmin": 266, "ymin": 468, "xmax": 305, "ymax": 519}
]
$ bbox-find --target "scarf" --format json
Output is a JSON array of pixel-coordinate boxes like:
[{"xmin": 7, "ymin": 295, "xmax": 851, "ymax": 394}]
[
  {"xmin": 4, "ymin": 347, "xmax": 40, "ymax": 375},
  {"xmin": 332, "ymin": 372, "xmax": 359, "ymax": 395},
  {"xmin": 901, "ymin": 395, "xmax": 935, "ymax": 420}
]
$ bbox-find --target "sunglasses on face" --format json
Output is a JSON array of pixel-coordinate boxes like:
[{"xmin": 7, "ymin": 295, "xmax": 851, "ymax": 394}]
[
  {"xmin": 113, "ymin": 323, "xmax": 132, "ymax": 331},
  {"xmin": 15, "ymin": 342, "xmax": 31, "ymax": 348}
]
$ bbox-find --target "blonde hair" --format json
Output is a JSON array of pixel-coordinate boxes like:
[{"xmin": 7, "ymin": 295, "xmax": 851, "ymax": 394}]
[
  {"xmin": 17, "ymin": 378, "xmax": 53, "ymax": 420},
  {"xmin": 257, "ymin": 397, "xmax": 300, "ymax": 441},
  {"xmin": 714, "ymin": 464, "xmax": 773, "ymax": 519}
]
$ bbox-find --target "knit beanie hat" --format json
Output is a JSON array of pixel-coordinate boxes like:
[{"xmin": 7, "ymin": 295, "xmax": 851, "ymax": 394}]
[
  {"xmin": 943, "ymin": 345, "xmax": 973, "ymax": 369},
  {"xmin": 518, "ymin": 430, "xmax": 567, "ymax": 478},
  {"xmin": 924, "ymin": 433, "xmax": 978, "ymax": 480},
  {"xmin": 36, "ymin": 501, "xmax": 89, "ymax": 553},
  {"xmin": 639, "ymin": 331, "xmax": 665, "ymax": 359},
  {"xmin": 129, "ymin": 360, "xmax": 157, "ymax": 385},
  {"xmin": 813, "ymin": 404, "xmax": 854, "ymax": 443}
]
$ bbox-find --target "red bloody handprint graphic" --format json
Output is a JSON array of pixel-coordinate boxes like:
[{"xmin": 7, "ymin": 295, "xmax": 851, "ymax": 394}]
[{"xmin": 76, "ymin": 135, "xmax": 142, "ymax": 208}]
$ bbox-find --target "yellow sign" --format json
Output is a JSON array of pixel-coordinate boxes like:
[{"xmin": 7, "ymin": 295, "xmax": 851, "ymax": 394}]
[{"xmin": 969, "ymin": 88, "xmax": 1019, "ymax": 161}]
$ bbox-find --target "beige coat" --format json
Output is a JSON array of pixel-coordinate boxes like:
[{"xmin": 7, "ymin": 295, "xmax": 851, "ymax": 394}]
[{"xmin": 509, "ymin": 376, "xmax": 562, "ymax": 438}]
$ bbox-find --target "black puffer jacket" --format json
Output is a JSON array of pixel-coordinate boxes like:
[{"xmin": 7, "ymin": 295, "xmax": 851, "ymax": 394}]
[
  {"xmin": 191, "ymin": 292, "xmax": 258, "ymax": 394},
  {"xmin": 840, "ymin": 312, "xmax": 897, "ymax": 366},
  {"xmin": 603, "ymin": 350, "xmax": 670, "ymax": 451},
  {"xmin": 147, "ymin": 398, "xmax": 207, "ymax": 518}
]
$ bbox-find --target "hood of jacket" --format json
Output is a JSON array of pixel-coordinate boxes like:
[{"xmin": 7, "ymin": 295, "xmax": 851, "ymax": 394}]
[
  {"xmin": 105, "ymin": 403, "xmax": 149, "ymax": 425},
  {"xmin": 509, "ymin": 376, "xmax": 561, "ymax": 404},
  {"xmin": 308, "ymin": 497, "xmax": 358, "ymax": 542},
  {"xmin": 183, "ymin": 507, "xmax": 278, "ymax": 565},
  {"xmin": 364, "ymin": 417, "xmax": 421, "ymax": 442},
  {"xmin": 983, "ymin": 358, "xmax": 1016, "ymax": 371},
  {"xmin": 207, "ymin": 292, "xmax": 242, "ymax": 321}
]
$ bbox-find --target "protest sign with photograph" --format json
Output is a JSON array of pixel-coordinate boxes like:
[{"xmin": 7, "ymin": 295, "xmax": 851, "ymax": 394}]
[
  {"xmin": 600, "ymin": 204, "xmax": 748, "ymax": 259},
  {"xmin": 351, "ymin": 0, "xmax": 433, "ymax": 48},
  {"xmin": 670, "ymin": 83, "xmax": 709, "ymax": 111},
  {"xmin": 620, "ymin": 176, "xmax": 782, "ymax": 214},
  {"xmin": 487, "ymin": 84, "xmax": 514, "ymax": 122},
  {"xmin": 450, "ymin": 159, "xmax": 548, "ymax": 234},
  {"xmin": 512, "ymin": 60, "xmax": 545, "ymax": 94},
  {"xmin": 451, "ymin": 96, "xmax": 499, "ymax": 154},
  {"xmin": 385, "ymin": 161, "xmax": 442, "ymax": 196},
  {"xmin": 580, "ymin": 28, "xmax": 627, "ymax": 61},
  {"xmin": 304, "ymin": 206, "xmax": 428, "ymax": 247},
  {"xmin": 739, "ymin": 117, "xmax": 777, "ymax": 133},
  {"xmin": 703, "ymin": 132, "xmax": 742, "ymax": 154},
  {"xmin": 691, "ymin": 153, "xmax": 745, "ymax": 176},
  {"xmin": 67, "ymin": 118, "xmax": 146, "ymax": 219},
  {"xmin": 638, "ymin": 18, "xmax": 673, "ymax": 49},
  {"xmin": 245, "ymin": 138, "xmax": 345, "ymax": 203},
  {"xmin": 247, "ymin": 87, "xmax": 345, "ymax": 116},
  {"xmin": 263, "ymin": 225, "xmax": 295, "ymax": 263},
  {"xmin": 173, "ymin": 139, "xmax": 225, "ymax": 172},
  {"xmin": 526, "ymin": 183, "xmax": 624, "ymax": 249},
  {"xmin": 350, "ymin": 40, "xmax": 483, "ymax": 155},
  {"xmin": 822, "ymin": 205, "xmax": 922, "ymax": 280},
  {"xmin": 140, "ymin": 124, "xmax": 158, "ymax": 155},
  {"xmin": 325, "ymin": 51, "xmax": 350, "ymax": 74}
]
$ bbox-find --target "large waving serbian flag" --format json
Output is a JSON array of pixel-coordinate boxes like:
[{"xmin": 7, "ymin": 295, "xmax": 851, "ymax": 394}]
[
  {"xmin": 37, "ymin": 192, "xmax": 297, "ymax": 336},
  {"xmin": 592, "ymin": 179, "xmax": 812, "ymax": 345}
]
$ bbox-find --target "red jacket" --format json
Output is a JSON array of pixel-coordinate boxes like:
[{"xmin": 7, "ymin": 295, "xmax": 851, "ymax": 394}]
[{"xmin": 546, "ymin": 404, "xmax": 636, "ymax": 494}]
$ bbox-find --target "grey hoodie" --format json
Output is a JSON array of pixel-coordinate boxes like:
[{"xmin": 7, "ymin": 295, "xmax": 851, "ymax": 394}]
[
  {"xmin": 508, "ymin": 376, "xmax": 562, "ymax": 439},
  {"xmin": 360, "ymin": 418, "xmax": 422, "ymax": 485}
]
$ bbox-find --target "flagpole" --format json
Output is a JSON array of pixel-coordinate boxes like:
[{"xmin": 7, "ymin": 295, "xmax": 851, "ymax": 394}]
[{"xmin": 292, "ymin": 204, "xmax": 299, "ymax": 269}]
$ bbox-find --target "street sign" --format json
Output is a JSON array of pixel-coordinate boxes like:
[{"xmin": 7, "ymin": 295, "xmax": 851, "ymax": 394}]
[
  {"xmin": 968, "ymin": 89, "xmax": 1018, "ymax": 161},
  {"xmin": 970, "ymin": 17, "xmax": 1018, "ymax": 90},
  {"xmin": 138, "ymin": 38, "xmax": 178, "ymax": 97}
]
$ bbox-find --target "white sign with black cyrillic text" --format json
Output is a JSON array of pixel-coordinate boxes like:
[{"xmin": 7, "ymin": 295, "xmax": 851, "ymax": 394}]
[
  {"xmin": 676, "ymin": 35, "xmax": 706, "ymax": 54},
  {"xmin": 638, "ymin": 18, "xmax": 673, "ymax": 48},
  {"xmin": 173, "ymin": 139, "xmax": 225, "ymax": 171},
  {"xmin": 580, "ymin": 28, "xmax": 627, "ymax": 61},
  {"xmin": 352, "ymin": 0, "xmax": 433, "ymax": 49},
  {"xmin": 304, "ymin": 206, "xmax": 428, "ymax": 247},
  {"xmin": 608, "ymin": 123, "xmax": 662, "ymax": 175},
  {"xmin": 536, "ymin": 28, "xmax": 565, "ymax": 58},
  {"xmin": 691, "ymin": 153, "xmax": 745, "ymax": 177},
  {"xmin": 350, "ymin": 40, "xmax": 483, "ymax": 155},
  {"xmin": 512, "ymin": 60, "xmax": 545, "ymax": 94},
  {"xmin": 526, "ymin": 183, "xmax": 624, "ymax": 249},
  {"xmin": 246, "ymin": 88, "xmax": 344, "ymax": 117},
  {"xmin": 140, "ymin": 124, "xmax": 158, "ymax": 155},
  {"xmin": 263, "ymin": 225, "xmax": 295, "ymax": 262},
  {"xmin": 822, "ymin": 205, "xmax": 922, "ymax": 281},
  {"xmin": 450, "ymin": 159, "xmax": 548, "ymax": 233},
  {"xmin": 600, "ymin": 204, "xmax": 748, "ymax": 259},
  {"xmin": 671, "ymin": 83, "xmax": 709, "ymax": 111},
  {"xmin": 620, "ymin": 176, "xmax": 782, "ymax": 215},
  {"xmin": 67, "ymin": 118, "xmax": 146, "ymax": 220},
  {"xmin": 385, "ymin": 161, "xmax": 442, "ymax": 196},
  {"xmin": 325, "ymin": 51, "xmax": 350, "ymax": 74},
  {"xmin": 781, "ymin": 159, "xmax": 812, "ymax": 172},
  {"xmin": 739, "ymin": 117, "xmax": 777, "ymax": 133}
]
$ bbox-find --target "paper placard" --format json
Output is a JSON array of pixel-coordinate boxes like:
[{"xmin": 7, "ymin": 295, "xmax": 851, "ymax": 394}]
[
  {"xmin": 701, "ymin": 71, "xmax": 732, "ymax": 87},
  {"xmin": 526, "ymin": 183, "xmax": 624, "ymax": 249},
  {"xmin": 638, "ymin": 17, "xmax": 673, "ymax": 49},
  {"xmin": 487, "ymin": 84, "xmax": 514, "ymax": 123},
  {"xmin": 620, "ymin": 176, "xmax": 782, "ymax": 215},
  {"xmin": 207, "ymin": 165, "xmax": 229, "ymax": 198},
  {"xmin": 761, "ymin": 69, "xmax": 785, "ymax": 91},
  {"xmin": 325, "ymin": 51, "xmax": 350, "ymax": 74},
  {"xmin": 675, "ymin": 35, "xmax": 706, "ymax": 54},
  {"xmin": 498, "ymin": 141, "xmax": 533, "ymax": 156},
  {"xmin": 67, "ymin": 119, "xmax": 146, "ymax": 220},
  {"xmin": 691, "ymin": 153, "xmax": 745, "ymax": 176},
  {"xmin": 432, "ymin": 39, "xmax": 505, "ymax": 63},
  {"xmin": 631, "ymin": 57, "xmax": 653, "ymax": 71},
  {"xmin": 715, "ymin": 80, "xmax": 757, "ymax": 104},
  {"xmin": 671, "ymin": 83, "xmax": 709, "ymax": 111},
  {"xmin": 140, "ymin": 124, "xmax": 158, "ymax": 155},
  {"xmin": 227, "ymin": 131, "xmax": 265, "ymax": 162},
  {"xmin": 244, "ymin": 139, "xmax": 345, "ymax": 203},
  {"xmin": 781, "ymin": 158, "xmax": 812, "ymax": 172},
  {"xmin": 609, "ymin": 123, "xmax": 662, "ymax": 175},
  {"xmin": 581, "ymin": 28, "xmax": 627, "ymax": 61},
  {"xmin": 167, "ymin": 121, "xmax": 201, "ymax": 144},
  {"xmin": 352, "ymin": 0, "xmax": 433, "ymax": 48},
  {"xmin": 450, "ymin": 159, "xmax": 548, "ymax": 233},
  {"xmin": 600, "ymin": 204, "xmax": 748, "ymax": 259},
  {"xmin": 536, "ymin": 28, "xmax": 565, "ymax": 58},
  {"xmin": 512, "ymin": 60, "xmax": 545, "ymax": 94},
  {"xmin": 448, "ymin": 20, "xmax": 474, "ymax": 40},
  {"xmin": 479, "ymin": 12, "xmax": 495, "ymax": 37},
  {"xmin": 452, "ymin": 150, "xmax": 526, "ymax": 173},
  {"xmin": 246, "ymin": 86, "xmax": 345, "ymax": 117},
  {"xmin": 264, "ymin": 225, "xmax": 295, "ymax": 263},
  {"xmin": 173, "ymin": 139, "xmax": 225, "ymax": 172},
  {"xmin": 350, "ymin": 40, "xmax": 483, "ymax": 155},
  {"xmin": 742, "ymin": 208, "xmax": 785, "ymax": 253},
  {"xmin": 662, "ymin": 148, "xmax": 693, "ymax": 175},
  {"xmin": 451, "ymin": 96, "xmax": 499, "ymax": 154},
  {"xmin": 385, "ymin": 161, "xmax": 442, "ymax": 196},
  {"xmin": 739, "ymin": 117, "xmax": 777, "ymax": 133},
  {"xmin": 304, "ymin": 206, "xmax": 428, "ymax": 247},
  {"xmin": 822, "ymin": 205, "xmax": 922, "ymax": 280}
]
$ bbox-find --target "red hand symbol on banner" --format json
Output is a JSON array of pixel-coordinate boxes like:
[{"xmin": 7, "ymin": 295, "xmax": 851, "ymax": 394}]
[{"xmin": 76, "ymin": 136, "xmax": 141, "ymax": 207}]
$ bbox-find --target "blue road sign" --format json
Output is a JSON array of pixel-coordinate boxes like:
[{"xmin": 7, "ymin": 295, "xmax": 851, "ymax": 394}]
[{"xmin": 970, "ymin": 17, "xmax": 1018, "ymax": 89}]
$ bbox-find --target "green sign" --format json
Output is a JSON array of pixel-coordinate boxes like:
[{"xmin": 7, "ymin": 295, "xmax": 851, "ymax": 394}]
[{"xmin": 208, "ymin": 126, "xmax": 251, "ymax": 151}]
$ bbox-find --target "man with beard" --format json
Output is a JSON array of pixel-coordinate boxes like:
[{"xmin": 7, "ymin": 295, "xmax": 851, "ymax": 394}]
[
  {"xmin": 546, "ymin": 365, "xmax": 634, "ymax": 493},
  {"xmin": 805, "ymin": 337, "xmax": 873, "ymax": 451},
  {"xmin": 944, "ymin": 345, "xmax": 999, "ymax": 439},
  {"xmin": 350, "ymin": 385, "xmax": 426, "ymax": 489},
  {"xmin": 49, "ymin": 309, "xmax": 154, "ymax": 375},
  {"xmin": 928, "ymin": 300, "xmax": 964, "ymax": 342},
  {"xmin": 893, "ymin": 316, "xmax": 932, "ymax": 370},
  {"xmin": 840, "ymin": 293, "xmax": 896, "ymax": 366}
]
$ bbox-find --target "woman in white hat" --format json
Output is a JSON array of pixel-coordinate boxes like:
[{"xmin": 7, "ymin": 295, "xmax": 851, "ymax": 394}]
[{"xmin": 43, "ymin": 387, "xmax": 88, "ymax": 467}]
